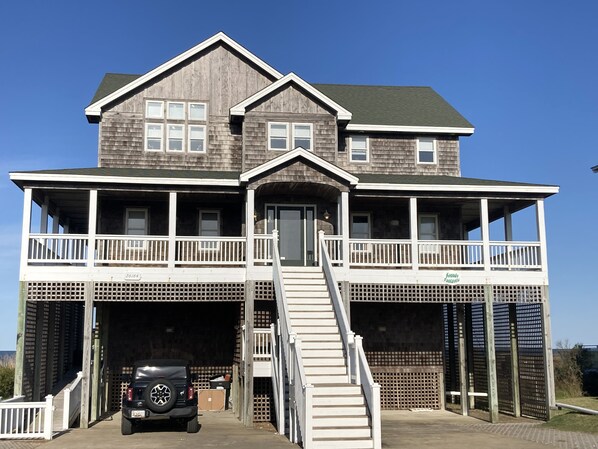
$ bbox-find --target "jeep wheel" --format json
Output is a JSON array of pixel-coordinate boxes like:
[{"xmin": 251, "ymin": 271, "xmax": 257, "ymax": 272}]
[
  {"xmin": 187, "ymin": 417, "xmax": 199, "ymax": 433},
  {"xmin": 121, "ymin": 416, "xmax": 134, "ymax": 435},
  {"xmin": 144, "ymin": 378, "xmax": 177, "ymax": 413}
]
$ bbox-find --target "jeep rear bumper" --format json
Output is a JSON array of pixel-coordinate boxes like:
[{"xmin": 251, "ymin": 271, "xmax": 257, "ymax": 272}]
[{"xmin": 122, "ymin": 404, "xmax": 197, "ymax": 420}]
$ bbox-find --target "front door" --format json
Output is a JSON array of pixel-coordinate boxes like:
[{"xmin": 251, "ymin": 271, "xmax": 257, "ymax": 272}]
[{"xmin": 266, "ymin": 205, "xmax": 315, "ymax": 266}]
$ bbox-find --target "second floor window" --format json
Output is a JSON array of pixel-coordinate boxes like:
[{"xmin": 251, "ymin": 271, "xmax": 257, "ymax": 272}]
[
  {"xmin": 269, "ymin": 123, "xmax": 288, "ymax": 150},
  {"xmin": 145, "ymin": 100, "xmax": 207, "ymax": 153},
  {"xmin": 350, "ymin": 136, "xmax": 369, "ymax": 162},
  {"xmin": 417, "ymin": 137, "xmax": 436, "ymax": 164},
  {"xmin": 351, "ymin": 213, "xmax": 371, "ymax": 239},
  {"xmin": 268, "ymin": 122, "xmax": 313, "ymax": 151}
]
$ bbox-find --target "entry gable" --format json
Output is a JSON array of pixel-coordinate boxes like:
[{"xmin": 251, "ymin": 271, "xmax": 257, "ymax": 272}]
[
  {"xmin": 240, "ymin": 147, "xmax": 358, "ymax": 186},
  {"xmin": 230, "ymin": 73, "xmax": 352, "ymax": 121}
]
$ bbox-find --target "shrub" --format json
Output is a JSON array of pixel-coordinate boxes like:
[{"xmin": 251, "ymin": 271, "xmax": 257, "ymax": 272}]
[
  {"xmin": 0, "ymin": 356, "xmax": 15, "ymax": 400},
  {"xmin": 553, "ymin": 340, "xmax": 583, "ymax": 399}
]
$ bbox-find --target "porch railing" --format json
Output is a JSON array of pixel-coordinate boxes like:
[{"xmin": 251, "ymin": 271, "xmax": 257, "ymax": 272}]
[
  {"xmin": 0, "ymin": 395, "xmax": 54, "ymax": 440},
  {"xmin": 489, "ymin": 241, "xmax": 541, "ymax": 270},
  {"xmin": 253, "ymin": 328, "xmax": 272, "ymax": 361},
  {"xmin": 350, "ymin": 239, "xmax": 411, "ymax": 268},
  {"xmin": 28, "ymin": 234, "xmax": 88, "ymax": 264},
  {"xmin": 95, "ymin": 235, "xmax": 169, "ymax": 264},
  {"xmin": 254, "ymin": 234, "xmax": 274, "ymax": 264},
  {"xmin": 417, "ymin": 240, "xmax": 483, "ymax": 268},
  {"xmin": 176, "ymin": 237, "xmax": 246, "ymax": 265},
  {"xmin": 323, "ymin": 236, "xmax": 343, "ymax": 265}
]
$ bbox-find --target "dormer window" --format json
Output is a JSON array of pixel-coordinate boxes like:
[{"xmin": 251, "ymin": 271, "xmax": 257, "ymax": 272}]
[
  {"xmin": 167, "ymin": 102, "xmax": 185, "ymax": 120},
  {"xmin": 269, "ymin": 123, "xmax": 288, "ymax": 150},
  {"xmin": 293, "ymin": 124, "xmax": 312, "ymax": 150},
  {"xmin": 417, "ymin": 137, "xmax": 436, "ymax": 164},
  {"xmin": 146, "ymin": 101, "xmax": 163, "ymax": 119},
  {"xmin": 268, "ymin": 122, "xmax": 314, "ymax": 151},
  {"xmin": 350, "ymin": 136, "xmax": 369, "ymax": 162}
]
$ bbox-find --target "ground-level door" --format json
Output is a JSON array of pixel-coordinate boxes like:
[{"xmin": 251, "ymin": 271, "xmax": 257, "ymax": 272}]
[{"xmin": 266, "ymin": 205, "xmax": 315, "ymax": 266}]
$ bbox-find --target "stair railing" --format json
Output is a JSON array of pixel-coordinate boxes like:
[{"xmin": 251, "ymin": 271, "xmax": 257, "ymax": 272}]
[
  {"xmin": 271, "ymin": 230, "xmax": 313, "ymax": 448},
  {"xmin": 319, "ymin": 230, "xmax": 382, "ymax": 449}
]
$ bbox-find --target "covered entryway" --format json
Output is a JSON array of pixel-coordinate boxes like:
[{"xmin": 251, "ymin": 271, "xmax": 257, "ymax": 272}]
[{"xmin": 265, "ymin": 205, "xmax": 315, "ymax": 266}]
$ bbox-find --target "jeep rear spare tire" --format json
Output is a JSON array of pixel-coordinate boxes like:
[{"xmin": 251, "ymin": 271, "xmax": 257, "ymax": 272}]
[{"xmin": 144, "ymin": 378, "xmax": 177, "ymax": 413}]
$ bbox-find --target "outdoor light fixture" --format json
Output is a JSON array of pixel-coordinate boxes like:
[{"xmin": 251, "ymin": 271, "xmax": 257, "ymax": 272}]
[{"xmin": 323, "ymin": 210, "xmax": 331, "ymax": 220}]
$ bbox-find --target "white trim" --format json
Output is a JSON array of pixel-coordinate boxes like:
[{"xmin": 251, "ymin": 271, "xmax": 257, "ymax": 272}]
[
  {"xmin": 10, "ymin": 171, "xmax": 240, "ymax": 187},
  {"xmin": 417, "ymin": 137, "xmax": 436, "ymax": 165},
  {"xmin": 345, "ymin": 123, "xmax": 475, "ymax": 135},
  {"xmin": 144, "ymin": 123, "xmax": 163, "ymax": 152},
  {"xmin": 268, "ymin": 122, "xmax": 289, "ymax": 151},
  {"xmin": 355, "ymin": 182, "xmax": 559, "ymax": 195},
  {"xmin": 349, "ymin": 135, "xmax": 369, "ymax": 163},
  {"xmin": 230, "ymin": 72, "xmax": 352, "ymax": 121},
  {"xmin": 239, "ymin": 146, "xmax": 359, "ymax": 185},
  {"xmin": 86, "ymin": 32, "xmax": 283, "ymax": 119}
]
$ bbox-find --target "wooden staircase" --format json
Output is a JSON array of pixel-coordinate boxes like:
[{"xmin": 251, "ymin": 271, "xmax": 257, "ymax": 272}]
[{"xmin": 282, "ymin": 266, "xmax": 374, "ymax": 449}]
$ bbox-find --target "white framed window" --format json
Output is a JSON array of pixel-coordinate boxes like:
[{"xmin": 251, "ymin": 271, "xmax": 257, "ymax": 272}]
[
  {"xmin": 145, "ymin": 123, "xmax": 163, "ymax": 151},
  {"xmin": 145, "ymin": 100, "xmax": 164, "ymax": 119},
  {"xmin": 350, "ymin": 136, "xmax": 369, "ymax": 162},
  {"xmin": 188, "ymin": 125, "xmax": 206, "ymax": 153},
  {"xmin": 167, "ymin": 124, "xmax": 184, "ymax": 152},
  {"xmin": 167, "ymin": 101, "xmax": 185, "ymax": 120},
  {"xmin": 189, "ymin": 102, "xmax": 207, "ymax": 121},
  {"xmin": 269, "ymin": 123, "xmax": 289, "ymax": 151},
  {"xmin": 418, "ymin": 214, "xmax": 439, "ymax": 254},
  {"xmin": 351, "ymin": 213, "xmax": 371, "ymax": 252},
  {"xmin": 417, "ymin": 137, "xmax": 436, "ymax": 164},
  {"xmin": 199, "ymin": 210, "xmax": 220, "ymax": 250},
  {"xmin": 293, "ymin": 123, "xmax": 313, "ymax": 150},
  {"xmin": 126, "ymin": 208, "xmax": 148, "ymax": 248}
]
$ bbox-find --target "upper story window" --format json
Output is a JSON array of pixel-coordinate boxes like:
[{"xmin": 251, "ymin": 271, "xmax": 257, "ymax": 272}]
[
  {"xmin": 126, "ymin": 208, "xmax": 148, "ymax": 248},
  {"xmin": 417, "ymin": 137, "xmax": 436, "ymax": 164},
  {"xmin": 350, "ymin": 135, "xmax": 369, "ymax": 162},
  {"xmin": 418, "ymin": 215, "xmax": 438, "ymax": 240},
  {"xmin": 268, "ymin": 122, "xmax": 313, "ymax": 151},
  {"xmin": 144, "ymin": 100, "xmax": 208, "ymax": 153}
]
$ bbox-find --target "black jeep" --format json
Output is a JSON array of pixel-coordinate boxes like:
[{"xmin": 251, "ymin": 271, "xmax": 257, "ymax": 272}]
[{"xmin": 121, "ymin": 359, "xmax": 199, "ymax": 435}]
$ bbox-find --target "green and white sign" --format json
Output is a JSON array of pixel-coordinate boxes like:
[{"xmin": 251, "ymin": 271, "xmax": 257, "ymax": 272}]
[{"xmin": 443, "ymin": 271, "xmax": 461, "ymax": 284}]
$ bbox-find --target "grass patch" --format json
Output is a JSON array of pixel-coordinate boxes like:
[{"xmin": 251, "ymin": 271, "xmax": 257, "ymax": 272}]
[{"xmin": 544, "ymin": 396, "xmax": 598, "ymax": 434}]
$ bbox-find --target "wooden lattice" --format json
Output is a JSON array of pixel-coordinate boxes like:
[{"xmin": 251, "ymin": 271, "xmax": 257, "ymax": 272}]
[
  {"xmin": 253, "ymin": 377, "xmax": 274, "ymax": 422},
  {"xmin": 27, "ymin": 282, "xmax": 85, "ymax": 301},
  {"xmin": 95, "ymin": 283, "xmax": 244, "ymax": 302},
  {"xmin": 493, "ymin": 285, "xmax": 543, "ymax": 303},
  {"xmin": 493, "ymin": 304, "xmax": 514, "ymax": 414},
  {"xmin": 470, "ymin": 303, "xmax": 488, "ymax": 410},
  {"xmin": 373, "ymin": 370, "xmax": 441, "ymax": 410},
  {"xmin": 351, "ymin": 284, "xmax": 485, "ymax": 303},
  {"xmin": 254, "ymin": 282, "xmax": 274, "ymax": 301}
]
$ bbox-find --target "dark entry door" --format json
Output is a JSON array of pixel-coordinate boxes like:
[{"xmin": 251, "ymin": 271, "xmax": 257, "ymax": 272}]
[{"xmin": 266, "ymin": 205, "xmax": 315, "ymax": 266}]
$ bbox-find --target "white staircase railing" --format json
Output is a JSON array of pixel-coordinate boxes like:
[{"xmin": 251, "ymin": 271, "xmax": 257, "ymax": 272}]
[
  {"xmin": 271, "ymin": 230, "xmax": 313, "ymax": 448},
  {"xmin": 319, "ymin": 230, "xmax": 382, "ymax": 449},
  {"xmin": 62, "ymin": 371, "xmax": 83, "ymax": 430},
  {"xmin": 0, "ymin": 395, "xmax": 54, "ymax": 440}
]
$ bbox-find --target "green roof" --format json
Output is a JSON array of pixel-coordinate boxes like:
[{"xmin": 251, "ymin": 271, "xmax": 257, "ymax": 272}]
[
  {"xmin": 355, "ymin": 173, "xmax": 556, "ymax": 189},
  {"xmin": 13, "ymin": 167, "xmax": 241, "ymax": 180},
  {"xmin": 89, "ymin": 74, "xmax": 473, "ymax": 130}
]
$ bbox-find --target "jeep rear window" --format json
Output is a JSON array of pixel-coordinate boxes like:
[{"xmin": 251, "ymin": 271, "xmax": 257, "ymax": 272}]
[{"xmin": 134, "ymin": 366, "xmax": 187, "ymax": 380}]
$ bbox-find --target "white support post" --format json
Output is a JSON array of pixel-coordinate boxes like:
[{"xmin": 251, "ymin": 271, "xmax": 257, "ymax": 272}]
[
  {"xmin": 80, "ymin": 283, "xmax": 94, "ymax": 428},
  {"xmin": 20, "ymin": 188, "xmax": 33, "ymax": 274},
  {"xmin": 44, "ymin": 394, "xmax": 54, "ymax": 440},
  {"xmin": 480, "ymin": 199, "xmax": 491, "ymax": 272},
  {"xmin": 354, "ymin": 335, "xmax": 362, "ymax": 385},
  {"xmin": 168, "ymin": 192, "xmax": 177, "ymax": 268},
  {"xmin": 318, "ymin": 230, "xmax": 324, "ymax": 267},
  {"xmin": 536, "ymin": 199, "xmax": 548, "ymax": 274},
  {"xmin": 63, "ymin": 387, "xmax": 71, "ymax": 430},
  {"xmin": 341, "ymin": 191, "xmax": 350, "ymax": 272},
  {"xmin": 484, "ymin": 286, "xmax": 499, "ymax": 423},
  {"xmin": 542, "ymin": 287, "xmax": 556, "ymax": 411},
  {"xmin": 246, "ymin": 189, "xmax": 255, "ymax": 268},
  {"xmin": 304, "ymin": 384, "xmax": 313, "ymax": 449},
  {"xmin": 457, "ymin": 304, "xmax": 469, "ymax": 416},
  {"xmin": 40, "ymin": 196, "xmax": 49, "ymax": 233},
  {"xmin": 87, "ymin": 190, "xmax": 98, "ymax": 268},
  {"xmin": 409, "ymin": 197, "xmax": 419, "ymax": 270}
]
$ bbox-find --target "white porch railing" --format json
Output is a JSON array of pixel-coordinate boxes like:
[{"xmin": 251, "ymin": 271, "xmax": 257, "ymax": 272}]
[
  {"xmin": 254, "ymin": 234, "xmax": 273, "ymax": 264},
  {"xmin": 28, "ymin": 234, "xmax": 88, "ymax": 264},
  {"xmin": 95, "ymin": 235, "xmax": 169, "ymax": 265},
  {"xmin": 62, "ymin": 371, "xmax": 83, "ymax": 431},
  {"xmin": 176, "ymin": 237, "xmax": 246, "ymax": 265},
  {"xmin": 0, "ymin": 395, "xmax": 54, "ymax": 440},
  {"xmin": 417, "ymin": 240, "xmax": 483, "ymax": 268},
  {"xmin": 253, "ymin": 329, "xmax": 272, "ymax": 361},
  {"xmin": 350, "ymin": 239, "xmax": 411, "ymax": 267},
  {"xmin": 323, "ymin": 236, "xmax": 343, "ymax": 265},
  {"xmin": 490, "ymin": 241, "xmax": 541, "ymax": 270},
  {"xmin": 319, "ymin": 231, "xmax": 381, "ymax": 449}
]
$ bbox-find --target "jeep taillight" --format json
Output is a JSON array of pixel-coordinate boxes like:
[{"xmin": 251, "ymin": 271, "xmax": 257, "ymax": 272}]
[
  {"xmin": 127, "ymin": 387, "xmax": 133, "ymax": 401},
  {"xmin": 187, "ymin": 385, "xmax": 194, "ymax": 401}
]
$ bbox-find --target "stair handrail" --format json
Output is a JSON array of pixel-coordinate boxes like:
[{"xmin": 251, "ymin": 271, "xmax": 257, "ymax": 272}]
[
  {"xmin": 319, "ymin": 231, "xmax": 382, "ymax": 449},
  {"xmin": 271, "ymin": 230, "xmax": 313, "ymax": 447},
  {"xmin": 62, "ymin": 371, "xmax": 83, "ymax": 430}
]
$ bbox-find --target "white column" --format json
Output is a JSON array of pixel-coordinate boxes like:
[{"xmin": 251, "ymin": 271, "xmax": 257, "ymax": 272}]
[
  {"xmin": 246, "ymin": 189, "xmax": 255, "ymax": 268},
  {"xmin": 40, "ymin": 196, "xmax": 49, "ymax": 233},
  {"xmin": 409, "ymin": 197, "xmax": 419, "ymax": 270},
  {"xmin": 341, "ymin": 191, "xmax": 349, "ymax": 272},
  {"xmin": 480, "ymin": 198, "xmax": 491, "ymax": 272},
  {"xmin": 168, "ymin": 192, "xmax": 177, "ymax": 268},
  {"xmin": 87, "ymin": 190, "xmax": 98, "ymax": 268},
  {"xmin": 20, "ymin": 188, "xmax": 33, "ymax": 274},
  {"xmin": 80, "ymin": 282, "xmax": 94, "ymax": 428},
  {"xmin": 536, "ymin": 199, "xmax": 548, "ymax": 274}
]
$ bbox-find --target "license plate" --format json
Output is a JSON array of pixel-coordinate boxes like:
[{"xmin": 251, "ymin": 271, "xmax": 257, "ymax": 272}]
[{"xmin": 130, "ymin": 410, "xmax": 145, "ymax": 418}]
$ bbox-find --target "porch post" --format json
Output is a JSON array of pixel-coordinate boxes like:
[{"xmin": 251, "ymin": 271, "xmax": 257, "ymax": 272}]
[
  {"xmin": 457, "ymin": 304, "xmax": 469, "ymax": 416},
  {"xmin": 87, "ymin": 190, "xmax": 98, "ymax": 268},
  {"xmin": 503, "ymin": 207, "xmax": 512, "ymax": 241},
  {"xmin": 91, "ymin": 304, "xmax": 102, "ymax": 422},
  {"xmin": 100, "ymin": 304, "xmax": 111, "ymax": 416},
  {"xmin": 508, "ymin": 304, "xmax": 521, "ymax": 417},
  {"xmin": 168, "ymin": 192, "xmax": 177, "ymax": 268},
  {"xmin": 80, "ymin": 282, "xmax": 94, "ymax": 428},
  {"xmin": 480, "ymin": 199, "xmax": 491, "ymax": 272},
  {"xmin": 40, "ymin": 196, "xmax": 49, "ymax": 233},
  {"xmin": 52, "ymin": 208, "xmax": 61, "ymax": 234},
  {"xmin": 341, "ymin": 191, "xmax": 349, "ymax": 272},
  {"xmin": 33, "ymin": 302, "xmax": 44, "ymax": 401},
  {"xmin": 243, "ymin": 280, "xmax": 255, "ymax": 426},
  {"xmin": 246, "ymin": 189, "xmax": 255, "ymax": 268},
  {"xmin": 484, "ymin": 286, "xmax": 499, "ymax": 423},
  {"xmin": 13, "ymin": 282, "xmax": 27, "ymax": 396},
  {"xmin": 536, "ymin": 199, "xmax": 548, "ymax": 274},
  {"xmin": 542, "ymin": 287, "xmax": 556, "ymax": 412},
  {"xmin": 409, "ymin": 197, "xmax": 419, "ymax": 270},
  {"xmin": 19, "ymin": 188, "xmax": 32, "ymax": 278}
]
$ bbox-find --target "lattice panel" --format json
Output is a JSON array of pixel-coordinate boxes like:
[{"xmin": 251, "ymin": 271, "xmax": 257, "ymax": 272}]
[
  {"xmin": 373, "ymin": 370, "xmax": 441, "ymax": 410},
  {"xmin": 471, "ymin": 303, "xmax": 488, "ymax": 410},
  {"xmin": 50, "ymin": 302, "xmax": 61, "ymax": 388},
  {"xmin": 493, "ymin": 304, "xmax": 514, "ymax": 414},
  {"xmin": 27, "ymin": 282, "xmax": 85, "ymax": 302},
  {"xmin": 254, "ymin": 377, "xmax": 274, "ymax": 422},
  {"xmin": 255, "ymin": 301, "xmax": 276, "ymax": 328},
  {"xmin": 351, "ymin": 284, "xmax": 485, "ymax": 303},
  {"xmin": 23, "ymin": 301, "xmax": 37, "ymax": 401},
  {"xmin": 493, "ymin": 285, "xmax": 544, "ymax": 303},
  {"xmin": 443, "ymin": 304, "xmax": 460, "ymax": 395},
  {"xmin": 38, "ymin": 303, "xmax": 49, "ymax": 398},
  {"xmin": 254, "ymin": 282, "xmax": 274, "ymax": 301},
  {"xmin": 366, "ymin": 351, "xmax": 443, "ymax": 367},
  {"xmin": 95, "ymin": 283, "xmax": 244, "ymax": 302},
  {"xmin": 517, "ymin": 303, "xmax": 548, "ymax": 419}
]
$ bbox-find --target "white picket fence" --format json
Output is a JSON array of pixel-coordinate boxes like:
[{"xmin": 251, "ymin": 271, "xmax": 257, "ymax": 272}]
[{"xmin": 0, "ymin": 395, "xmax": 54, "ymax": 440}]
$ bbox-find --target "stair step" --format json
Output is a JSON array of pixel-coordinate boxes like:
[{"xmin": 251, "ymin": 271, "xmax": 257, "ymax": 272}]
[
  {"xmin": 284, "ymin": 278, "xmax": 325, "ymax": 285},
  {"xmin": 300, "ymin": 334, "xmax": 341, "ymax": 342},
  {"xmin": 312, "ymin": 395, "xmax": 366, "ymax": 406},
  {"xmin": 313, "ymin": 405, "xmax": 367, "ymax": 416},
  {"xmin": 313, "ymin": 416, "xmax": 370, "ymax": 427},
  {"xmin": 303, "ymin": 357, "xmax": 345, "ymax": 366},
  {"xmin": 293, "ymin": 324, "xmax": 339, "ymax": 332},
  {"xmin": 302, "ymin": 341, "xmax": 343, "ymax": 349},
  {"xmin": 312, "ymin": 384, "xmax": 363, "ymax": 396},
  {"xmin": 313, "ymin": 426, "xmax": 371, "ymax": 438},
  {"xmin": 290, "ymin": 311, "xmax": 335, "ymax": 319},
  {"xmin": 313, "ymin": 437, "xmax": 374, "ymax": 449},
  {"xmin": 285, "ymin": 284, "xmax": 328, "ymax": 291},
  {"xmin": 291, "ymin": 318, "xmax": 337, "ymax": 326},
  {"xmin": 282, "ymin": 266, "xmax": 321, "ymax": 272},
  {"xmin": 305, "ymin": 366, "xmax": 347, "ymax": 375},
  {"xmin": 301, "ymin": 349, "xmax": 344, "ymax": 358},
  {"xmin": 287, "ymin": 304, "xmax": 334, "ymax": 312},
  {"xmin": 283, "ymin": 272, "xmax": 325, "ymax": 279},
  {"xmin": 286, "ymin": 293, "xmax": 330, "ymax": 300},
  {"xmin": 306, "ymin": 374, "xmax": 350, "ymax": 383}
]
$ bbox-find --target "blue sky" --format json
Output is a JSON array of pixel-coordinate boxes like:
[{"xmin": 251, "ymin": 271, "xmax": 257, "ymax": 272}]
[{"xmin": 0, "ymin": 0, "xmax": 596, "ymax": 349}]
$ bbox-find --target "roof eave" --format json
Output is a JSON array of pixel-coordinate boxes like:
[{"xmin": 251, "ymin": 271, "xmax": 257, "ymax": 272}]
[
  {"xmin": 345, "ymin": 124, "xmax": 475, "ymax": 135},
  {"xmin": 355, "ymin": 182, "xmax": 559, "ymax": 196}
]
